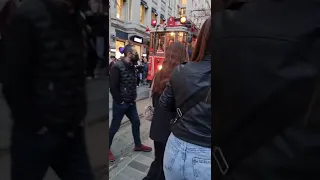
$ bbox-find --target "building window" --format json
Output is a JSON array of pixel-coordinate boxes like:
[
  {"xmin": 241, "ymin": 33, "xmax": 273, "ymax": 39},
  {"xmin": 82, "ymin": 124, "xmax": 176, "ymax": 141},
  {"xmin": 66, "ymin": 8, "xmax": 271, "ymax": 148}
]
[
  {"xmin": 116, "ymin": 0, "xmax": 123, "ymax": 19},
  {"xmin": 140, "ymin": 5, "xmax": 145, "ymax": 25},
  {"xmin": 181, "ymin": 0, "xmax": 187, "ymax": 5},
  {"xmin": 180, "ymin": 7, "xmax": 186, "ymax": 17}
]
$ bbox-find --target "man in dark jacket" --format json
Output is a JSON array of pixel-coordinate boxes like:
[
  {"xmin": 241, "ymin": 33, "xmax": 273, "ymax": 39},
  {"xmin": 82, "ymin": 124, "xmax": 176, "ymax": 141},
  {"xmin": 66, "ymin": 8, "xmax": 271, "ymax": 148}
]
[
  {"xmin": 1, "ymin": 0, "xmax": 94, "ymax": 179},
  {"xmin": 211, "ymin": 0, "xmax": 320, "ymax": 180},
  {"xmin": 109, "ymin": 45, "xmax": 152, "ymax": 162}
]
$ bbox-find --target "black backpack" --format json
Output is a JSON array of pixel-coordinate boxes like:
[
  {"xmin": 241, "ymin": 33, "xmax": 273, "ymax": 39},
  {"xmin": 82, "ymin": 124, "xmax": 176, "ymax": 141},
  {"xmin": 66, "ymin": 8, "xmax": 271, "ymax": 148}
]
[{"xmin": 211, "ymin": 1, "xmax": 320, "ymax": 179}]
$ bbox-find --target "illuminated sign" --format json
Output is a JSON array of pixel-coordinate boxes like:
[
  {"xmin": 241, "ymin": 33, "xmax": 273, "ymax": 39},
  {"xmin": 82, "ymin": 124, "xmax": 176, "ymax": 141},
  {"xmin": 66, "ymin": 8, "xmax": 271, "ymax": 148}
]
[
  {"xmin": 134, "ymin": 37, "xmax": 143, "ymax": 43},
  {"xmin": 130, "ymin": 35, "xmax": 144, "ymax": 44}
]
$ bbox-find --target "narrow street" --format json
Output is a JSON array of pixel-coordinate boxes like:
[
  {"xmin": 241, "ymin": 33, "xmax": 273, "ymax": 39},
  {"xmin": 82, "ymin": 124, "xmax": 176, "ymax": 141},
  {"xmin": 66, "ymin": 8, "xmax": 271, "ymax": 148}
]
[{"xmin": 108, "ymin": 98, "xmax": 154, "ymax": 180}]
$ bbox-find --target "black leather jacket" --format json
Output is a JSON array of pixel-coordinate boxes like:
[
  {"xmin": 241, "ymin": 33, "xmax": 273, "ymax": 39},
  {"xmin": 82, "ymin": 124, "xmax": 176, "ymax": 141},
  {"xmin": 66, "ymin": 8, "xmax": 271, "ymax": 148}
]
[
  {"xmin": 159, "ymin": 55, "xmax": 211, "ymax": 148},
  {"xmin": 1, "ymin": 0, "xmax": 86, "ymax": 131}
]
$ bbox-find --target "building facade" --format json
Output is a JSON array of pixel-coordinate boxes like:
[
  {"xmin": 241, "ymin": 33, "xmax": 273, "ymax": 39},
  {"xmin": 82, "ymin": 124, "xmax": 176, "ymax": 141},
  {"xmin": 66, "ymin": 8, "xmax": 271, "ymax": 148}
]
[
  {"xmin": 109, "ymin": 0, "xmax": 178, "ymax": 58},
  {"xmin": 176, "ymin": 0, "xmax": 211, "ymax": 29}
]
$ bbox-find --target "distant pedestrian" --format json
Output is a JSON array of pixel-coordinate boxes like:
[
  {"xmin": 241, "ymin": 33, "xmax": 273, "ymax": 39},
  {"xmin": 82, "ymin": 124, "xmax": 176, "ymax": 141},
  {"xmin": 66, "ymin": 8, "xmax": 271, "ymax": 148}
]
[
  {"xmin": 143, "ymin": 42, "xmax": 188, "ymax": 180},
  {"xmin": 109, "ymin": 55, "xmax": 116, "ymax": 75},
  {"xmin": 1, "ymin": 0, "xmax": 94, "ymax": 179},
  {"xmin": 109, "ymin": 45, "xmax": 152, "ymax": 162}
]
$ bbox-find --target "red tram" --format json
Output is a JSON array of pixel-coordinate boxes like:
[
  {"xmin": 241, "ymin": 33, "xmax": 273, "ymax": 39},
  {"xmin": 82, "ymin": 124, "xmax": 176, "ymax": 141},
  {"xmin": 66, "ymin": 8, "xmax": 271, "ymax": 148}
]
[{"xmin": 147, "ymin": 17, "xmax": 198, "ymax": 81}]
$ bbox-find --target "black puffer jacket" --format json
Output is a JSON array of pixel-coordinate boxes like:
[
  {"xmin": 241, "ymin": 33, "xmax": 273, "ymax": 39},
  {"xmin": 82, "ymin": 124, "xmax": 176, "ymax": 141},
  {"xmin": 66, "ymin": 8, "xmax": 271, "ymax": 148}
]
[
  {"xmin": 1, "ymin": 0, "xmax": 87, "ymax": 131},
  {"xmin": 159, "ymin": 55, "xmax": 211, "ymax": 148}
]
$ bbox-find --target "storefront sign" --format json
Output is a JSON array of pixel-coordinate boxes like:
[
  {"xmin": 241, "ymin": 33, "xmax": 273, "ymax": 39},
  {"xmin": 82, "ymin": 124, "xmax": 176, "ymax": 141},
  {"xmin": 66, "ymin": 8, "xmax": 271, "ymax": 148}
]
[{"xmin": 129, "ymin": 35, "xmax": 144, "ymax": 44}]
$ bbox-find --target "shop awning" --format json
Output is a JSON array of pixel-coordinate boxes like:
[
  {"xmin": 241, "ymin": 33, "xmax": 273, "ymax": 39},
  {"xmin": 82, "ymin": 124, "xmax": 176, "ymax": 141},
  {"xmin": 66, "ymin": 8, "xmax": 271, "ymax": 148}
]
[
  {"xmin": 160, "ymin": 14, "xmax": 166, "ymax": 21},
  {"xmin": 152, "ymin": 8, "xmax": 158, "ymax": 16},
  {"xmin": 141, "ymin": 0, "xmax": 148, "ymax": 9}
]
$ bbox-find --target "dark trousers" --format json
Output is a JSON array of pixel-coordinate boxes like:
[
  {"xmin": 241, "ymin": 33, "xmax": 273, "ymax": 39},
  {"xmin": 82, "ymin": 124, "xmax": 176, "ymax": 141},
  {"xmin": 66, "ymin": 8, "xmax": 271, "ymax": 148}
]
[
  {"xmin": 143, "ymin": 141, "xmax": 166, "ymax": 180},
  {"xmin": 86, "ymin": 51, "xmax": 97, "ymax": 78},
  {"xmin": 10, "ymin": 126, "xmax": 94, "ymax": 180},
  {"xmin": 109, "ymin": 102, "xmax": 142, "ymax": 148}
]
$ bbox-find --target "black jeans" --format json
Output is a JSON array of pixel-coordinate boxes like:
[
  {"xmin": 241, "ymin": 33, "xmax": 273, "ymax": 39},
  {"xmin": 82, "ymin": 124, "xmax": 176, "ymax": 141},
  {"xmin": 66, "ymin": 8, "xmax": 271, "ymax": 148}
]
[
  {"xmin": 109, "ymin": 102, "xmax": 142, "ymax": 148},
  {"xmin": 143, "ymin": 141, "xmax": 166, "ymax": 180},
  {"xmin": 10, "ymin": 125, "xmax": 94, "ymax": 180}
]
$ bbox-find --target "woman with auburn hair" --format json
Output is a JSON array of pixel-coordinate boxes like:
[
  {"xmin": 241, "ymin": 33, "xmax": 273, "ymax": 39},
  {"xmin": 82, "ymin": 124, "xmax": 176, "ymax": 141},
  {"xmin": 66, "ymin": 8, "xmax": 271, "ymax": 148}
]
[
  {"xmin": 159, "ymin": 17, "xmax": 211, "ymax": 180},
  {"xmin": 143, "ymin": 42, "xmax": 188, "ymax": 180}
]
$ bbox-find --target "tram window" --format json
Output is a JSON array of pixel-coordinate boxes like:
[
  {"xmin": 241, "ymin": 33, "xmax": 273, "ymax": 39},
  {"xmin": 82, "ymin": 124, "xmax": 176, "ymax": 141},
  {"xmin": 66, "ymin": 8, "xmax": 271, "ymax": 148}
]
[
  {"xmin": 177, "ymin": 32, "xmax": 187, "ymax": 46},
  {"xmin": 166, "ymin": 32, "xmax": 176, "ymax": 47},
  {"xmin": 156, "ymin": 33, "xmax": 165, "ymax": 52}
]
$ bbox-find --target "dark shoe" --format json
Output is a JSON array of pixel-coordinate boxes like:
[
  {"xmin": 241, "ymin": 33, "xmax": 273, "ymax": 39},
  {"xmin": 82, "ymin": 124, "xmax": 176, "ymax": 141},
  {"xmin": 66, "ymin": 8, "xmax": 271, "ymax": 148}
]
[
  {"xmin": 109, "ymin": 150, "xmax": 115, "ymax": 162},
  {"xmin": 134, "ymin": 144, "xmax": 152, "ymax": 152}
]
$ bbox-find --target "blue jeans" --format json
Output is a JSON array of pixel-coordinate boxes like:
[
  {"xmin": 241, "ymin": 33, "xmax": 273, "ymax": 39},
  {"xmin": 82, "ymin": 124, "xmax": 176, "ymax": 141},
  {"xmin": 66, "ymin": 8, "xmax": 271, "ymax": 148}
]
[
  {"xmin": 10, "ymin": 126, "xmax": 94, "ymax": 180},
  {"xmin": 163, "ymin": 133, "xmax": 211, "ymax": 180},
  {"xmin": 109, "ymin": 102, "xmax": 142, "ymax": 148}
]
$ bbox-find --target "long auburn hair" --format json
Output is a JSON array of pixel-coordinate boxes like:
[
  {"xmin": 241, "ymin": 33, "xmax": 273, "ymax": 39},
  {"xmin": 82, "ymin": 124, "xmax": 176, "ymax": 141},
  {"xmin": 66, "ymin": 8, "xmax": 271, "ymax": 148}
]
[
  {"xmin": 191, "ymin": 17, "xmax": 211, "ymax": 62},
  {"xmin": 152, "ymin": 42, "xmax": 187, "ymax": 95}
]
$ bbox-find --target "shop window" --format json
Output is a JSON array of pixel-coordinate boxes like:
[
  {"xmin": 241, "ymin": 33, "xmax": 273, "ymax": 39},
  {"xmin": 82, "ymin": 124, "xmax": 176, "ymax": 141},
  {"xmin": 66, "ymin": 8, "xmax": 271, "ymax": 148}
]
[
  {"xmin": 134, "ymin": 45, "xmax": 141, "ymax": 57},
  {"xmin": 160, "ymin": 19, "xmax": 165, "ymax": 24},
  {"xmin": 116, "ymin": 0, "xmax": 123, "ymax": 20},
  {"xmin": 140, "ymin": 5, "xmax": 145, "ymax": 25}
]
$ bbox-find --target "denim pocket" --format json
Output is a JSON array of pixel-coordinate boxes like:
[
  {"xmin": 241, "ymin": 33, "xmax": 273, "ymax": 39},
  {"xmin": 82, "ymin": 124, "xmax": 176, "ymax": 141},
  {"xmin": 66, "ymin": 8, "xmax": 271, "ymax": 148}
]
[
  {"xmin": 164, "ymin": 140, "xmax": 179, "ymax": 172},
  {"xmin": 192, "ymin": 157, "xmax": 211, "ymax": 180}
]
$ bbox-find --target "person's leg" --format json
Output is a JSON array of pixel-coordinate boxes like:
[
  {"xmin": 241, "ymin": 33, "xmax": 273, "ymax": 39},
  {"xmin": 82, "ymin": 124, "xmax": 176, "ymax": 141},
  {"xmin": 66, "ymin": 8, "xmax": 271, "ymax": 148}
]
[
  {"xmin": 137, "ymin": 75, "xmax": 140, "ymax": 86},
  {"xmin": 124, "ymin": 102, "xmax": 141, "ymax": 147},
  {"xmin": 143, "ymin": 141, "xmax": 166, "ymax": 180},
  {"xmin": 52, "ymin": 126, "xmax": 94, "ymax": 180},
  {"xmin": 184, "ymin": 142, "xmax": 211, "ymax": 180},
  {"xmin": 155, "ymin": 141, "xmax": 166, "ymax": 180},
  {"xmin": 163, "ymin": 133, "xmax": 184, "ymax": 180},
  {"xmin": 10, "ymin": 127, "xmax": 57, "ymax": 180},
  {"xmin": 109, "ymin": 102, "xmax": 128, "ymax": 148}
]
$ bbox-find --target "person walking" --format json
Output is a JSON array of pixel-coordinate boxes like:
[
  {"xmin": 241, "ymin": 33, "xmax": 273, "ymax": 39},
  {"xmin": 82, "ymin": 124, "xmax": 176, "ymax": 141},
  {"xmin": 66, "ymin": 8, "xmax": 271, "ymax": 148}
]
[
  {"xmin": 109, "ymin": 45, "xmax": 152, "ymax": 162},
  {"xmin": 143, "ymin": 42, "xmax": 188, "ymax": 180},
  {"xmin": 159, "ymin": 17, "xmax": 212, "ymax": 180},
  {"xmin": 1, "ymin": 0, "xmax": 94, "ymax": 179}
]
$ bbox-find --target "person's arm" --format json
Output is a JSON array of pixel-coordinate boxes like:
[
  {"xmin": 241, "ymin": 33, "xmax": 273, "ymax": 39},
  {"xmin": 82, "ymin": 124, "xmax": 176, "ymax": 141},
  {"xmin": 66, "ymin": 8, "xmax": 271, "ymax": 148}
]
[
  {"xmin": 159, "ymin": 82, "xmax": 176, "ymax": 112},
  {"xmin": 1, "ymin": 15, "xmax": 32, "ymax": 110},
  {"xmin": 110, "ymin": 66, "xmax": 123, "ymax": 103}
]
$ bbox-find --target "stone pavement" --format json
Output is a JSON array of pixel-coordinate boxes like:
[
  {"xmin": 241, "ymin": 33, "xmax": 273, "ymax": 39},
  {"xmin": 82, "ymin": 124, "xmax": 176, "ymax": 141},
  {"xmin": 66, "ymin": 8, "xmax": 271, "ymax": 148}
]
[
  {"xmin": 108, "ymin": 98, "xmax": 154, "ymax": 180},
  {"xmin": 109, "ymin": 138, "xmax": 154, "ymax": 180}
]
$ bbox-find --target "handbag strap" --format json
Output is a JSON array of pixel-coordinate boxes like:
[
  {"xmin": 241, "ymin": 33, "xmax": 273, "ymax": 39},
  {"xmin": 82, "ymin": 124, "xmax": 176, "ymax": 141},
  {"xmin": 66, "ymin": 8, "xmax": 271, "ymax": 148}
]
[
  {"xmin": 171, "ymin": 86, "xmax": 210, "ymax": 124},
  {"xmin": 212, "ymin": 25, "xmax": 320, "ymax": 179}
]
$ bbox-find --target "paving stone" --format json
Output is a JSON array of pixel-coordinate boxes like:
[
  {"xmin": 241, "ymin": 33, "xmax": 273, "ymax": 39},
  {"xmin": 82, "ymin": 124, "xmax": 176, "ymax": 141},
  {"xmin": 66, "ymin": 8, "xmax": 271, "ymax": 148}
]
[
  {"xmin": 134, "ymin": 154, "xmax": 154, "ymax": 167},
  {"xmin": 119, "ymin": 166, "xmax": 146, "ymax": 180},
  {"xmin": 128, "ymin": 160, "xmax": 149, "ymax": 173}
]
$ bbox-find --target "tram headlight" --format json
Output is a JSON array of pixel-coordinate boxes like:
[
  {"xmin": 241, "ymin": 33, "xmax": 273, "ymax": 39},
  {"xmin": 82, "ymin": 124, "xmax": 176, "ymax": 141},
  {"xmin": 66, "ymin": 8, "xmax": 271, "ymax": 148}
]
[{"xmin": 158, "ymin": 65, "xmax": 163, "ymax": 70}]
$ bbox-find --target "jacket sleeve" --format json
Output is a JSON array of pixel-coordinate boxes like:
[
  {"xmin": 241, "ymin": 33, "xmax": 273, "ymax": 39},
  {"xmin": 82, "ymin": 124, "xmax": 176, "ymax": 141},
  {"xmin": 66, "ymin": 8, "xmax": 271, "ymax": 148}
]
[{"xmin": 159, "ymin": 82, "xmax": 176, "ymax": 112}]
